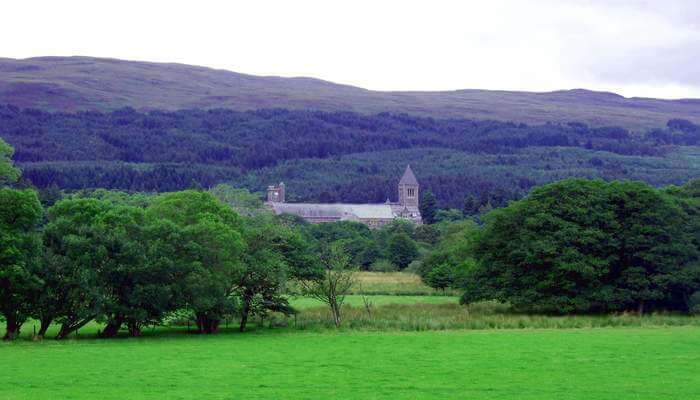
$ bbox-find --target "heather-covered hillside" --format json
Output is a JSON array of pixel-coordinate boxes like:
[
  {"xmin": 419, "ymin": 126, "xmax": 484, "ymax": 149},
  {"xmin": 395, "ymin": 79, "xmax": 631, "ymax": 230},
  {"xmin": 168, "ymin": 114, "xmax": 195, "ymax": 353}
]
[{"xmin": 2, "ymin": 57, "xmax": 700, "ymax": 130}]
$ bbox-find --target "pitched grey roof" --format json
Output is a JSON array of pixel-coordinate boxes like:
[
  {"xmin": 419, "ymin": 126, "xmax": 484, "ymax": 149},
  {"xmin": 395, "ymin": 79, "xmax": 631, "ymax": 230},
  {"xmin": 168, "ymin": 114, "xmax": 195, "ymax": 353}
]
[
  {"xmin": 399, "ymin": 165, "xmax": 418, "ymax": 185},
  {"xmin": 271, "ymin": 203, "xmax": 395, "ymax": 220}
]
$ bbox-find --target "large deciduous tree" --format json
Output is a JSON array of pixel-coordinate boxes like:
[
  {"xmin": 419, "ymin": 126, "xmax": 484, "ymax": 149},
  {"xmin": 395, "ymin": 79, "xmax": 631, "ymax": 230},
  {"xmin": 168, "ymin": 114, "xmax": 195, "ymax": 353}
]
[
  {"xmin": 661, "ymin": 179, "xmax": 700, "ymax": 310},
  {"xmin": 388, "ymin": 232, "xmax": 419, "ymax": 270},
  {"xmin": 605, "ymin": 181, "xmax": 698, "ymax": 313},
  {"xmin": 0, "ymin": 138, "xmax": 19, "ymax": 186},
  {"xmin": 96, "ymin": 205, "xmax": 188, "ymax": 338},
  {"xmin": 146, "ymin": 190, "xmax": 245, "ymax": 334},
  {"xmin": 236, "ymin": 217, "xmax": 317, "ymax": 332},
  {"xmin": 37, "ymin": 196, "xmax": 168, "ymax": 339},
  {"xmin": 463, "ymin": 179, "xmax": 700, "ymax": 314},
  {"xmin": 42, "ymin": 198, "xmax": 113, "ymax": 339},
  {"xmin": 0, "ymin": 188, "xmax": 42, "ymax": 340}
]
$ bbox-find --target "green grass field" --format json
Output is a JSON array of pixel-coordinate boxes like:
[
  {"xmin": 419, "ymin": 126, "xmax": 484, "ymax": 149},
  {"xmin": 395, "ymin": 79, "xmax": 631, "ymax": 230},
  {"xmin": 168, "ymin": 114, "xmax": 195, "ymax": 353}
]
[{"xmin": 2, "ymin": 327, "xmax": 699, "ymax": 399}]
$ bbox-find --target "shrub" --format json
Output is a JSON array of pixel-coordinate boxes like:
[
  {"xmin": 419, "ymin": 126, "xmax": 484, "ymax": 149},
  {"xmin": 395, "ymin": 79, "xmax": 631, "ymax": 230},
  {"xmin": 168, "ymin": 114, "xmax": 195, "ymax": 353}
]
[
  {"xmin": 405, "ymin": 260, "xmax": 423, "ymax": 274},
  {"xmin": 425, "ymin": 264, "xmax": 454, "ymax": 291},
  {"xmin": 370, "ymin": 259, "xmax": 398, "ymax": 272}
]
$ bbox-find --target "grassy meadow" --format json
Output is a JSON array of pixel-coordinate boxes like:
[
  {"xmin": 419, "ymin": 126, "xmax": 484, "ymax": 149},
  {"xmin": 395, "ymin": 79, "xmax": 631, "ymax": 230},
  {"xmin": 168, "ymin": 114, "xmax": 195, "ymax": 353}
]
[
  {"xmin": 3, "ymin": 272, "xmax": 700, "ymax": 399},
  {"xmin": 349, "ymin": 271, "xmax": 460, "ymax": 296},
  {"xmin": 2, "ymin": 328, "xmax": 699, "ymax": 399}
]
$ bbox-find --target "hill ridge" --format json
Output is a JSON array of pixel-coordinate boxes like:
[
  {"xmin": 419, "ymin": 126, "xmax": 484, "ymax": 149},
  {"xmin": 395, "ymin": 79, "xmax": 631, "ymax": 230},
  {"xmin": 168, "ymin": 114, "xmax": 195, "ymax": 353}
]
[{"xmin": 1, "ymin": 56, "xmax": 700, "ymax": 130}]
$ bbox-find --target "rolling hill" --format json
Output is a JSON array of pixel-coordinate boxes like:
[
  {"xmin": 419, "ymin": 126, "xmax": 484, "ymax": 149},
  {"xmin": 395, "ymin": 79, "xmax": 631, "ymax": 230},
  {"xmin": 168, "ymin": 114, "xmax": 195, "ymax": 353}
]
[{"xmin": 2, "ymin": 56, "xmax": 700, "ymax": 130}]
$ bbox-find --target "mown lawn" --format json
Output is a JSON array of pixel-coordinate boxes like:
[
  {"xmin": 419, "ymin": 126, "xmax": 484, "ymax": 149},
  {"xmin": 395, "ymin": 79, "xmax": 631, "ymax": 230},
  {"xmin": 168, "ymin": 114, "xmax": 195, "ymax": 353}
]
[{"xmin": 2, "ymin": 327, "xmax": 699, "ymax": 399}]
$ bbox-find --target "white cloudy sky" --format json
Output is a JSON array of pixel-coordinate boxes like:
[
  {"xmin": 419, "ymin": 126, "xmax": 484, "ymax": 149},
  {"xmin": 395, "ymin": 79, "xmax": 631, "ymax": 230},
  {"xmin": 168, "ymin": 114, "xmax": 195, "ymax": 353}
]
[{"xmin": 3, "ymin": 0, "xmax": 699, "ymax": 98}]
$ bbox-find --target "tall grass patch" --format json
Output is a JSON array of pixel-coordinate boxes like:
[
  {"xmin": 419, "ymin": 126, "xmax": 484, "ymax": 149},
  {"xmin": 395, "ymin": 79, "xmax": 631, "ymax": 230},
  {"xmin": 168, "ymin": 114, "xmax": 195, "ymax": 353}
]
[
  {"xmin": 287, "ymin": 301, "xmax": 700, "ymax": 331},
  {"xmin": 351, "ymin": 271, "xmax": 459, "ymax": 296}
]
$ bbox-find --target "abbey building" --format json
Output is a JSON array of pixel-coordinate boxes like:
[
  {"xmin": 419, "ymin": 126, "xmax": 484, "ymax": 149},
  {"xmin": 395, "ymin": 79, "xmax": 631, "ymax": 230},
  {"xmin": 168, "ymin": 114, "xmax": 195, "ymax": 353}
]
[{"xmin": 266, "ymin": 165, "xmax": 422, "ymax": 228}]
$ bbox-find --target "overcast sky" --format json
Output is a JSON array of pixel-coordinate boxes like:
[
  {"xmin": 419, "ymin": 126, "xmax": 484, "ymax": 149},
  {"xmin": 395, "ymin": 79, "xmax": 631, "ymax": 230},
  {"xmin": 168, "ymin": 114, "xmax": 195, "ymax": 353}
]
[{"xmin": 3, "ymin": 0, "xmax": 699, "ymax": 98}]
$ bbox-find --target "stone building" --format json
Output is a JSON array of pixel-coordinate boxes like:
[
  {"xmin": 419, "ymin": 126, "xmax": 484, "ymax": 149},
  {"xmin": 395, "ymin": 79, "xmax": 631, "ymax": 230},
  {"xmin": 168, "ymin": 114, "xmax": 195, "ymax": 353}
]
[{"xmin": 266, "ymin": 165, "xmax": 422, "ymax": 227}]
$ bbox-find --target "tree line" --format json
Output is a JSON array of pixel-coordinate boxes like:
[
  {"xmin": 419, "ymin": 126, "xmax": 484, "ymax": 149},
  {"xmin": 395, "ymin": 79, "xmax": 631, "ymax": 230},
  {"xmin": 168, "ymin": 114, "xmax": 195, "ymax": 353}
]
[{"xmin": 4, "ymin": 186, "xmax": 326, "ymax": 340}]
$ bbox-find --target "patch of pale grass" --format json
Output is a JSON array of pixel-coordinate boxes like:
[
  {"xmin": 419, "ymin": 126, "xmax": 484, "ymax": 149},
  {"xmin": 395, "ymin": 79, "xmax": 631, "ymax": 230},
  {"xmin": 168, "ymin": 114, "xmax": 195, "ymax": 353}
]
[{"xmin": 351, "ymin": 272, "xmax": 459, "ymax": 296}]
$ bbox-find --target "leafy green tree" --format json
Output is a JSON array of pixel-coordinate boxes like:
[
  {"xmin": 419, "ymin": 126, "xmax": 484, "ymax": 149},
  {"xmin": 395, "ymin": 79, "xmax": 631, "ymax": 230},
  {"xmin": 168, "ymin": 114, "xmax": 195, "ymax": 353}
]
[
  {"xmin": 42, "ymin": 198, "xmax": 113, "ymax": 339},
  {"xmin": 419, "ymin": 190, "xmax": 438, "ymax": 224},
  {"xmin": 373, "ymin": 220, "xmax": 415, "ymax": 259},
  {"xmin": 660, "ymin": 178, "xmax": 700, "ymax": 311},
  {"xmin": 236, "ymin": 217, "xmax": 318, "ymax": 332},
  {"xmin": 43, "ymin": 192, "xmax": 240, "ymax": 339},
  {"xmin": 97, "ymin": 206, "xmax": 187, "ymax": 338},
  {"xmin": 383, "ymin": 219, "xmax": 415, "ymax": 237},
  {"xmin": 299, "ymin": 244, "xmax": 356, "ymax": 327},
  {"xmin": 418, "ymin": 220, "xmax": 478, "ymax": 289},
  {"xmin": 32, "ymin": 248, "xmax": 68, "ymax": 338},
  {"xmin": 388, "ymin": 232, "xmax": 419, "ymax": 270},
  {"xmin": 463, "ymin": 179, "xmax": 700, "ymax": 314},
  {"xmin": 414, "ymin": 224, "xmax": 441, "ymax": 245},
  {"xmin": 606, "ymin": 181, "xmax": 698, "ymax": 313},
  {"xmin": 92, "ymin": 205, "xmax": 148, "ymax": 337},
  {"xmin": 341, "ymin": 236, "xmax": 380, "ymax": 270},
  {"xmin": 146, "ymin": 191, "xmax": 245, "ymax": 334},
  {"xmin": 0, "ymin": 138, "xmax": 19, "ymax": 186},
  {"xmin": 425, "ymin": 264, "xmax": 454, "ymax": 292},
  {"xmin": 0, "ymin": 189, "xmax": 42, "ymax": 340},
  {"xmin": 304, "ymin": 221, "xmax": 379, "ymax": 269},
  {"xmin": 434, "ymin": 209, "xmax": 464, "ymax": 223},
  {"xmin": 35, "ymin": 191, "xmax": 158, "ymax": 339},
  {"xmin": 72, "ymin": 188, "xmax": 152, "ymax": 208}
]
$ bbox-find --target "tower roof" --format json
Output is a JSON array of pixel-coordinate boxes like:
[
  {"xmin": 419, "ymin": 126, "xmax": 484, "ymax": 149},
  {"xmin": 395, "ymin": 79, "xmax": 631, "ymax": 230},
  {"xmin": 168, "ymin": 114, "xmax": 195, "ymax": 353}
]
[{"xmin": 399, "ymin": 165, "xmax": 418, "ymax": 185}]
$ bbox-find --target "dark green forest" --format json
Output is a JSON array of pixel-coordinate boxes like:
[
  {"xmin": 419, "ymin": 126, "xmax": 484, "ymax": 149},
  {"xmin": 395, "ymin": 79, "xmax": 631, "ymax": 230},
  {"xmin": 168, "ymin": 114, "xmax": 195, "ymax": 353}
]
[{"xmin": 1, "ymin": 105, "xmax": 699, "ymax": 208}]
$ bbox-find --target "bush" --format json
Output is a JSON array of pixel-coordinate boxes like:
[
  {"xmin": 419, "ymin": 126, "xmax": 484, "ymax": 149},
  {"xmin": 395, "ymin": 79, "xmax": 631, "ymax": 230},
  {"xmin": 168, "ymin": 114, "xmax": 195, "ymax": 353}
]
[
  {"xmin": 425, "ymin": 264, "xmax": 454, "ymax": 291},
  {"xmin": 370, "ymin": 259, "xmax": 398, "ymax": 272},
  {"xmin": 405, "ymin": 260, "xmax": 423, "ymax": 274}
]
